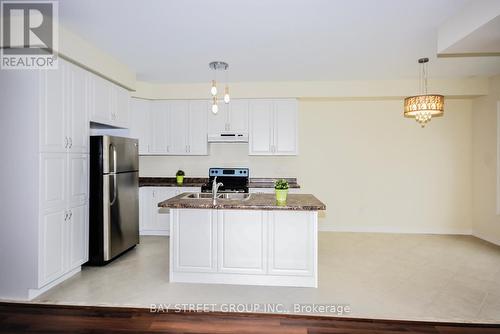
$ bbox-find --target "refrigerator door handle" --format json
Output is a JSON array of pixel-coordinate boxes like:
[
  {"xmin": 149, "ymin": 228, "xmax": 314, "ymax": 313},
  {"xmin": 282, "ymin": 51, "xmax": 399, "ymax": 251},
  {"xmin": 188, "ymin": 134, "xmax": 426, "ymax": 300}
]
[{"xmin": 110, "ymin": 145, "xmax": 118, "ymax": 206}]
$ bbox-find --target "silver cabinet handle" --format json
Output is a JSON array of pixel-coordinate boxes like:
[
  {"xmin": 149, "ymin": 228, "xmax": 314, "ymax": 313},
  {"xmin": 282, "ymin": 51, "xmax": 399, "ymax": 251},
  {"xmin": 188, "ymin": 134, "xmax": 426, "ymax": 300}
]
[
  {"xmin": 64, "ymin": 211, "xmax": 68, "ymax": 221},
  {"xmin": 69, "ymin": 137, "xmax": 73, "ymax": 149},
  {"xmin": 64, "ymin": 137, "xmax": 68, "ymax": 149},
  {"xmin": 69, "ymin": 210, "xmax": 72, "ymax": 220},
  {"xmin": 166, "ymin": 145, "xmax": 170, "ymax": 153}
]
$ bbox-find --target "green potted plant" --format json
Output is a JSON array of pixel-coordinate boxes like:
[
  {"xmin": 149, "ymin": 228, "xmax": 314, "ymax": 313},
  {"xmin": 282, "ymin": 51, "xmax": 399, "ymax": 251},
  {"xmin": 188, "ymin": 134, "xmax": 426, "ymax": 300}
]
[
  {"xmin": 274, "ymin": 179, "xmax": 289, "ymax": 203},
  {"xmin": 176, "ymin": 170, "xmax": 185, "ymax": 186}
]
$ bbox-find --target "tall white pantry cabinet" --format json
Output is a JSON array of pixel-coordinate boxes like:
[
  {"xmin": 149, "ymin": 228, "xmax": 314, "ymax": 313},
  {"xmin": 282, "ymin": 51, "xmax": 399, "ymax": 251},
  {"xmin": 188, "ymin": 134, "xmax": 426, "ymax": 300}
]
[{"xmin": 0, "ymin": 58, "xmax": 102, "ymax": 300}]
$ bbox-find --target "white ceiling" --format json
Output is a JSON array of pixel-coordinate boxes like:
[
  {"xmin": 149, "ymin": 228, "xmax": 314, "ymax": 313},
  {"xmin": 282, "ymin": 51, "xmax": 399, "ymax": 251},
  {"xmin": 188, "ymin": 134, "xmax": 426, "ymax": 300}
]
[{"xmin": 59, "ymin": 0, "xmax": 500, "ymax": 83}]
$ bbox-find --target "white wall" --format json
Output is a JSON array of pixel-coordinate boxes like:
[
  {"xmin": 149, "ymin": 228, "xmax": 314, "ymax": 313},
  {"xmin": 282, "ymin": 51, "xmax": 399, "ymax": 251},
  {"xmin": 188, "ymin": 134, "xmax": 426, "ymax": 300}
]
[
  {"xmin": 140, "ymin": 98, "xmax": 473, "ymax": 233},
  {"xmin": 472, "ymin": 75, "xmax": 500, "ymax": 245}
]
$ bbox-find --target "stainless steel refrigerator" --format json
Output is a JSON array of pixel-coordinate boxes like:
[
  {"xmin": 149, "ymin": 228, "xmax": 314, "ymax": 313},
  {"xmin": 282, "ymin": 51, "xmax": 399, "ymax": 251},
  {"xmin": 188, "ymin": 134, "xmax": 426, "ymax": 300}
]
[{"xmin": 88, "ymin": 135, "xmax": 139, "ymax": 265}]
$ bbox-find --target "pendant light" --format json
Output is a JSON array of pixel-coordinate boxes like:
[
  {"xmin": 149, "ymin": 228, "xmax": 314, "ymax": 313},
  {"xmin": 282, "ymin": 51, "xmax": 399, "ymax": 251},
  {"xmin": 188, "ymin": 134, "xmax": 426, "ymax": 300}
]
[
  {"xmin": 403, "ymin": 58, "xmax": 444, "ymax": 128},
  {"xmin": 209, "ymin": 61, "xmax": 230, "ymax": 114}
]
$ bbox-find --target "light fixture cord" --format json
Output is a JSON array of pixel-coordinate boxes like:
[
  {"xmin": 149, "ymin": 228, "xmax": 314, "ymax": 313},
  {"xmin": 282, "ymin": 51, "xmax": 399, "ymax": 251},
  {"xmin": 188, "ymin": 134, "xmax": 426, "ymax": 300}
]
[{"xmin": 423, "ymin": 61, "xmax": 428, "ymax": 95}]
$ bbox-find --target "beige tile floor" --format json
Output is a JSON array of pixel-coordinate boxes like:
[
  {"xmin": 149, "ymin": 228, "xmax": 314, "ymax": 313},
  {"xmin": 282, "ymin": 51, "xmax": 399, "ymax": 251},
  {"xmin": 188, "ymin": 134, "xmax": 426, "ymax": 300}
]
[{"xmin": 33, "ymin": 233, "xmax": 500, "ymax": 323}]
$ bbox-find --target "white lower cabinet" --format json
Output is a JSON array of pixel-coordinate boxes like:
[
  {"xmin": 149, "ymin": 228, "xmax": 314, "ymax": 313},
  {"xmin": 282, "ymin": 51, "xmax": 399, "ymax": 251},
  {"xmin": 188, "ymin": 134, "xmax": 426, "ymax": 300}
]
[
  {"xmin": 39, "ymin": 209, "xmax": 66, "ymax": 286},
  {"xmin": 217, "ymin": 210, "xmax": 266, "ymax": 274},
  {"xmin": 172, "ymin": 209, "xmax": 217, "ymax": 272},
  {"xmin": 68, "ymin": 204, "xmax": 88, "ymax": 269},
  {"xmin": 38, "ymin": 203, "xmax": 88, "ymax": 288},
  {"xmin": 139, "ymin": 187, "xmax": 200, "ymax": 235},
  {"xmin": 268, "ymin": 211, "xmax": 315, "ymax": 276},
  {"xmin": 170, "ymin": 209, "xmax": 318, "ymax": 287}
]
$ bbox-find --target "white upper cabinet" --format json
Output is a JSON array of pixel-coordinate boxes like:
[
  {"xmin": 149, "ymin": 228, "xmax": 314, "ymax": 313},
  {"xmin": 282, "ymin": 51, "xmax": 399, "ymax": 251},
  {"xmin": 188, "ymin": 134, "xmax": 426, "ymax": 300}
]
[
  {"xmin": 143, "ymin": 100, "xmax": 207, "ymax": 155},
  {"xmin": 273, "ymin": 99, "xmax": 298, "ymax": 155},
  {"xmin": 187, "ymin": 100, "xmax": 209, "ymax": 155},
  {"xmin": 208, "ymin": 103, "xmax": 229, "ymax": 134},
  {"xmin": 228, "ymin": 100, "xmax": 249, "ymax": 133},
  {"xmin": 129, "ymin": 98, "xmax": 151, "ymax": 154},
  {"xmin": 208, "ymin": 99, "xmax": 248, "ymax": 134},
  {"xmin": 113, "ymin": 85, "xmax": 130, "ymax": 128},
  {"xmin": 168, "ymin": 100, "xmax": 190, "ymax": 154},
  {"xmin": 66, "ymin": 62, "xmax": 89, "ymax": 153},
  {"xmin": 89, "ymin": 73, "xmax": 130, "ymax": 128},
  {"xmin": 89, "ymin": 74, "xmax": 112, "ymax": 125},
  {"xmin": 132, "ymin": 98, "xmax": 296, "ymax": 156},
  {"xmin": 249, "ymin": 99, "xmax": 298, "ymax": 155},
  {"xmin": 40, "ymin": 61, "xmax": 66, "ymax": 153},
  {"xmin": 149, "ymin": 101, "xmax": 169, "ymax": 154},
  {"xmin": 40, "ymin": 61, "xmax": 89, "ymax": 154},
  {"xmin": 249, "ymin": 100, "xmax": 274, "ymax": 155}
]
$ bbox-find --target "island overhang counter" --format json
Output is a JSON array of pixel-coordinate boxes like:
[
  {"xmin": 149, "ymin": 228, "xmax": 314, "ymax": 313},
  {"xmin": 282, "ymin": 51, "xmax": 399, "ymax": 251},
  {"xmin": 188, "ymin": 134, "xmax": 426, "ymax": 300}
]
[{"xmin": 158, "ymin": 193, "xmax": 326, "ymax": 288}]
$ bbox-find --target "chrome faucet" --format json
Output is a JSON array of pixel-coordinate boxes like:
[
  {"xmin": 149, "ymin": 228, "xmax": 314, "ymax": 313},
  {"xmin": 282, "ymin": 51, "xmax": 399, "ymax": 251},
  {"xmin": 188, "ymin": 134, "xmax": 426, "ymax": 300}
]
[{"xmin": 212, "ymin": 176, "xmax": 224, "ymax": 204}]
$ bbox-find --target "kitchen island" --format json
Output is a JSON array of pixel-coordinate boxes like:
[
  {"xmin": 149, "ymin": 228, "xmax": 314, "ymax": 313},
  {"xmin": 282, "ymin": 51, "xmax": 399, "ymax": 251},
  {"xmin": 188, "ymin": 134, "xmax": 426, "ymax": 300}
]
[{"xmin": 158, "ymin": 193, "xmax": 326, "ymax": 288}]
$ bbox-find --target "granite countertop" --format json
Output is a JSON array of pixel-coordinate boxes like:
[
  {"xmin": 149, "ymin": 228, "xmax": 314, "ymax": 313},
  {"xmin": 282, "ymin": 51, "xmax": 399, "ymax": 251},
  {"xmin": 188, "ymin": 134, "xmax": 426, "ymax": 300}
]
[
  {"xmin": 139, "ymin": 177, "xmax": 300, "ymax": 188},
  {"xmin": 158, "ymin": 193, "xmax": 325, "ymax": 211},
  {"xmin": 139, "ymin": 177, "xmax": 207, "ymax": 187}
]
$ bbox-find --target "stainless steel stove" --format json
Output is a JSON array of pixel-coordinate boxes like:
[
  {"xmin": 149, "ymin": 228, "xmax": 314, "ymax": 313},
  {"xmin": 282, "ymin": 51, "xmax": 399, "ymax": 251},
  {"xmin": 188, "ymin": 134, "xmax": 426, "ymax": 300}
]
[{"xmin": 201, "ymin": 168, "xmax": 249, "ymax": 193}]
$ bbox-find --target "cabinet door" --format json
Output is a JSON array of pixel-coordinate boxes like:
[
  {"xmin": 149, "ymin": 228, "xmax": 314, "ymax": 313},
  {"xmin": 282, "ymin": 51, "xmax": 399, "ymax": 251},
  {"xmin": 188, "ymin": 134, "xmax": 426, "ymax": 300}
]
[
  {"xmin": 67, "ymin": 154, "xmax": 88, "ymax": 206},
  {"xmin": 115, "ymin": 85, "xmax": 130, "ymax": 128},
  {"xmin": 90, "ymin": 74, "xmax": 112, "ymax": 124},
  {"xmin": 207, "ymin": 102, "xmax": 228, "ymax": 134},
  {"xmin": 228, "ymin": 99, "xmax": 249, "ymax": 133},
  {"xmin": 249, "ymin": 100, "xmax": 273, "ymax": 155},
  {"xmin": 172, "ymin": 209, "xmax": 217, "ymax": 272},
  {"xmin": 188, "ymin": 100, "xmax": 208, "ymax": 155},
  {"xmin": 39, "ymin": 209, "xmax": 66, "ymax": 286},
  {"xmin": 40, "ymin": 153, "xmax": 67, "ymax": 210},
  {"xmin": 149, "ymin": 101, "xmax": 169, "ymax": 154},
  {"xmin": 139, "ymin": 187, "xmax": 154, "ymax": 232},
  {"xmin": 273, "ymin": 99, "xmax": 298, "ymax": 155},
  {"xmin": 268, "ymin": 211, "xmax": 315, "ymax": 276},
  {"xmin": 130, "ymin": 99, "xmax": 151, "ymax": 154},
  {"xmin": 168, "ymin": 101, "xmax": 189, "ymax": 154},
  {"xmin": 68, "ymin": 203, "xmax": 88, "ymax": 269},
  {"xmin": 218, "ymin": 210, "xmax": 266, "ymax": 274},
  {"xmin": 66, "ymin": 63, "xmax": 89, "ymax": 153},
  {"xmin": 40, "ymin": 63, "xmax": 66, "ymax": 152},
  {"xmin": 154, "ymin": 188, "xmax": 178, "ymax": 234}
]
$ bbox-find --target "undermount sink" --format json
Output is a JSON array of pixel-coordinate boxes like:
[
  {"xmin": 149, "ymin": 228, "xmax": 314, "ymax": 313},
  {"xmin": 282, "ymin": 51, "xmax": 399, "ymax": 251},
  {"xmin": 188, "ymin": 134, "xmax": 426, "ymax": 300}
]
[
  {"xmin": 182, "ymin": 193, "xmax": 251, "ymax": 201},
  {"xmin": 182, "ymin": 193, "xmax": 214, "ymax": 199},
  {"xmin": 218, "ymin": 193, "xmax": 251, "ymax": 200}
]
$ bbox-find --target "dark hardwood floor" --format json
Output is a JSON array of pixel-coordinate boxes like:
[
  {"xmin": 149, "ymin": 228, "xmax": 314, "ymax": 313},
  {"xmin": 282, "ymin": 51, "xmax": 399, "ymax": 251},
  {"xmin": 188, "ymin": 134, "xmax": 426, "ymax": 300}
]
[{"xmin": 1, "ymin": 303, "xmax": 499, "ymax": 334}]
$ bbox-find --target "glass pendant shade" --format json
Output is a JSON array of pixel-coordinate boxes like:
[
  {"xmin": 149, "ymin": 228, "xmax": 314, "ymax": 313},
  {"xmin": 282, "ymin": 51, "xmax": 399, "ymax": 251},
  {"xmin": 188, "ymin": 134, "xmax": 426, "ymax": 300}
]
[
  {"xmin": 224, "ymin": 86, "xmax": 230, "ymax": 104},
  {"xmin": 211, "ymin": 80, "xmax": 217, "ymax": 96}
]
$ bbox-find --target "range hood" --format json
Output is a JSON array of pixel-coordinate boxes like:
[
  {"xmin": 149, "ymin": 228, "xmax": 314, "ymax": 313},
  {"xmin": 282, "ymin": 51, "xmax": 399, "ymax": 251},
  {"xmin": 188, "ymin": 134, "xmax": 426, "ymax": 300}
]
[{"xmin": 208, "ymin": 133, "xmax": 248, "ymax": 143}]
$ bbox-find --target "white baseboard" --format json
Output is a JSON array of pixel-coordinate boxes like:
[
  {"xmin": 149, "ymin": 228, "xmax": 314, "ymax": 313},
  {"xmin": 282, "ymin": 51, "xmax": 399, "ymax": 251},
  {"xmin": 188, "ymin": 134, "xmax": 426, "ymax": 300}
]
[
  {"xmin": 28, "ymin": 267, "xmax": 81, "ymax": 300},
  {"xmin": 472, "ymin": 231, "xmax": 500, "ymax": 246},
  {"xmin": 318, "ymin": 224, "xmax": 472, "ymax": 235},
  {"xmin": 140, "ymin": 230, "xmax": 170, "ymax": 236},
  {"xmin": 171, "ymin": 272, "xmax": 317, "ymax": 288}
]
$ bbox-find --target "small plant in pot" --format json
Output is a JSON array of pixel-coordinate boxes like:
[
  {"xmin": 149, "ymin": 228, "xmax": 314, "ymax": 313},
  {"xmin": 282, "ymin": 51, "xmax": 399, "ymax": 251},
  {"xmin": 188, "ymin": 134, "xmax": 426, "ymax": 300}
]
[
  {"xmin": 274, "ymin": 179, "xmax": 289, "ymax": 204},
  {"xmin": 176, "ymin": 170, "xmax": 185, "ymax": 186}
]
